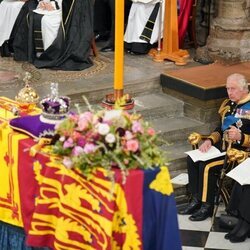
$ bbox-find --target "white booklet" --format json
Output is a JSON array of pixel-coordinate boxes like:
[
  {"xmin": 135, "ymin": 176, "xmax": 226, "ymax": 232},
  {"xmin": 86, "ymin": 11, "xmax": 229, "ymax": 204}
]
[
  {"xmin": 185, "ymin": 146, "xmax": 226, "ymax": 162},
  {"xmin": 226, "ymin": 158, "xmax": 250, "ymax": 185}
]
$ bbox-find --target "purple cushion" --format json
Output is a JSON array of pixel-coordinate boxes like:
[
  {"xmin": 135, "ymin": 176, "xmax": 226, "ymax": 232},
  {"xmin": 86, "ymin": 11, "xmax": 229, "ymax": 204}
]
[{"xmin": 9, "ymin": 115, "xmax": 55, "ymax": 139}]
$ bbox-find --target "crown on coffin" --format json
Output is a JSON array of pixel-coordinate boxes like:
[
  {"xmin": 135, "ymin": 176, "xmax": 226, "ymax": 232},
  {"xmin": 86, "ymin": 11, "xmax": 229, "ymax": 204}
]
[{"xmin": 40, "ymin": 83, "xmax": 70, "ymax": 120}]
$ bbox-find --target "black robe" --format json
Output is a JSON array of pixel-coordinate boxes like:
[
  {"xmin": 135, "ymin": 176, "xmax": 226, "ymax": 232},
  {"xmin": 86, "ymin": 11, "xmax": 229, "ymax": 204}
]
[
  {"xmin": 227, "ymin": 183, "xmax": 250, "ymax": 223},
  {"xmin": 10, "ymin": 0, "xmax": 94, "ymax": 71}
]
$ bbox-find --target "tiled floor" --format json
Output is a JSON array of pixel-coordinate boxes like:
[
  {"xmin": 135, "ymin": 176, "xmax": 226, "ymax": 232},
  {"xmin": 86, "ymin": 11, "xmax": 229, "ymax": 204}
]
[{"xmin": 178, "ymin": 206, "xmax": 250, "ymax": 250}]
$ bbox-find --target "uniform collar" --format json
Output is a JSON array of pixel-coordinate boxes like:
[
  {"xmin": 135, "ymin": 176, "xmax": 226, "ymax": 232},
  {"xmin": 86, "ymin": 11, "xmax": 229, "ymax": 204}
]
[{"xmin": 237, "ymin": 93, "xmax": 250, "ymax": 105}]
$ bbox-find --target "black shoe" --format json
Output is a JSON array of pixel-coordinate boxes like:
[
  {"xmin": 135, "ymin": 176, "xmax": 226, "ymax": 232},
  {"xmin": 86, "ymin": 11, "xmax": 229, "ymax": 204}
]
[
  {"xmin": 100, "ymin": 45, "xmax": 114, "ymax": 52},
  {"xmin": 229, "ymin": 220, "xmax": 250, "ymax": 243},
  {"xmin": 178, "ymin": 197, "xmax": 201, "ymax": 215},
  {"xmin": 224, "ymin": 219, "xmax": 242, "ymax": 240},
  {"xmin": 189, "ymin": 203, "xmax": 213, "ymax": 221},
  {"xmin": 219, "ymin": 214, "xmax": 239, "ymax": 230}
]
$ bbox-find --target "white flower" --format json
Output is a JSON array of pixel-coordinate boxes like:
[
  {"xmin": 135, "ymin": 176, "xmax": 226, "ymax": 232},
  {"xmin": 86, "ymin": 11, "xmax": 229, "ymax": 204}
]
[
  {"xmin": 105, "ymin": 133, "xmax": 116, "ymax": 144},
  {"xmin": 103, "ymin": 110, "xmax": 122, "ymax": 122},
  {"xmin": 97, "ymin": 123, "xmax": 110, "ymax": 135},
  {"xmin": 59, "ymin": 136, "xmax": 66, "ymax": 142}
]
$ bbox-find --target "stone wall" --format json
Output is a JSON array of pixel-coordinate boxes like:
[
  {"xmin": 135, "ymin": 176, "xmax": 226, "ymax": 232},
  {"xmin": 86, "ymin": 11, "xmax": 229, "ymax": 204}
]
[{"xmin": 206, "ymin": 0, "xmax": 250, "ymax": 63}]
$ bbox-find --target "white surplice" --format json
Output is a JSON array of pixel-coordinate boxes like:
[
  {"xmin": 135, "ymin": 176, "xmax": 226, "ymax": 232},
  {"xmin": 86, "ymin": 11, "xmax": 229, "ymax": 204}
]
[
  {"xmin": 124, "ymin": 0, "xmax": 165, "ymax": 45},
  {"xmin": 0, "ymin": 0, "xmax": 25, "ymax": 46},
  {"xmin": 33, "ymin": 0, "xmax": 62, "ymax": 50}
]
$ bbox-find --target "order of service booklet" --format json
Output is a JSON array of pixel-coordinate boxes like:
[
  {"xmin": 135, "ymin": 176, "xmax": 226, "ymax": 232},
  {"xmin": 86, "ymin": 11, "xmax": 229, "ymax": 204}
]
[
  {"xmin": 226, "ymin": 158, "xmax": 250, "ymax": 186},
  {"xmin": 185, "ymin": 146, "xmax": 226, "ymax": 162}
]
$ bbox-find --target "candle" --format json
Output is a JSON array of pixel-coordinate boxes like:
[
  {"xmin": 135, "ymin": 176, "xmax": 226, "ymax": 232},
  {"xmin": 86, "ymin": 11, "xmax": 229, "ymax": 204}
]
[{"xmin": 114, "ymin": 0, "xmax": 124, "ymax": 96}]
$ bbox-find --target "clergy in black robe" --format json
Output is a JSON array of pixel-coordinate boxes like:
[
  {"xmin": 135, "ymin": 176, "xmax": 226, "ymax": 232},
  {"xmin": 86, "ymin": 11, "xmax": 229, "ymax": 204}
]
[
  {"xmin": 225, "ymin": 183, "xmax": 250, "ymax": 243},
  {"xmin": 9, "ymin": 0, "xmax": 93, "ymax": 71}
]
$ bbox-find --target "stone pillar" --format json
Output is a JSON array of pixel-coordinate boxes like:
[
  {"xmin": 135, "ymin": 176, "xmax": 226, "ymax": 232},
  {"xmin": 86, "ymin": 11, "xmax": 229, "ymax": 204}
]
[
  {"xmin": 196, "ymin": 0, "xmax": 216, "ymax": 46},
  {"xmin": 206, "ymin": 0, "xmax": 250, "ymax": 63}
]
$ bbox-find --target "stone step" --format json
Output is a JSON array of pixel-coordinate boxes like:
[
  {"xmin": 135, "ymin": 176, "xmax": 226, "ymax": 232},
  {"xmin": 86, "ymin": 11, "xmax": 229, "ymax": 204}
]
[
  {"xmin": 175, "ymin": 194, "xmax": 189, "ymax": 208},
  {"xmin": 68, "ymin": 77, "xmax": 161, "ymax": 105},
  {"xmin": 133, "ymin": 93, "xmax": 184, "ymax": 120},
  {"xmin": 151, "ymin": 116, "xmax": 208, "ymax": 144},
  {"xmin": 74, "ymin": 92, "xmax": 185, "ymax": 121},
  {"xmin": 163, "ymin": 141, "xmax": 191, "ymax": 172}
]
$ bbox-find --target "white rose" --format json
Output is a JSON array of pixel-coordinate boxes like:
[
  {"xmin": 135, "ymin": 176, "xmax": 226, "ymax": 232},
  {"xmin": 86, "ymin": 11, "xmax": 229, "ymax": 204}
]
[
  {"xmin": 98, "ymin": 123, "xmax": 110, "ymax": 135},
  {"xmin": 103, "ymin": 110, "xmax": 122, "ymax": 122},
  {"xmin": 105, "ymin": 133, "xmax": 116, "ymax": 144}
]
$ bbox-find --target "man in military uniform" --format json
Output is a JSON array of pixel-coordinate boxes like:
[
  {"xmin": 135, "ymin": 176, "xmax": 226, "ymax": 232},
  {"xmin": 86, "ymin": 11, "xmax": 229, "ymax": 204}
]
[{"xmin": 179, "ymin": 73, "xmax": 250, "ymax": 221}]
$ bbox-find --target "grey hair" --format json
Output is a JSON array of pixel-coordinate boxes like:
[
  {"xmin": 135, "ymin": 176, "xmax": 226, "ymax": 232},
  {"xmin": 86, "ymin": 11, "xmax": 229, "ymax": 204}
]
[{"xmin": 227, "ymin": 73, "xmax": 249, "ymax": 91}]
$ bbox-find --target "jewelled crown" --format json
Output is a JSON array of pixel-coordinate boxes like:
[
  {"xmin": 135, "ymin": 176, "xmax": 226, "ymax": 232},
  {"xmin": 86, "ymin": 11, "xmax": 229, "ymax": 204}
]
[{"xmin": 40, "ymin": 83, "xmax": 70, "ymax": 120}]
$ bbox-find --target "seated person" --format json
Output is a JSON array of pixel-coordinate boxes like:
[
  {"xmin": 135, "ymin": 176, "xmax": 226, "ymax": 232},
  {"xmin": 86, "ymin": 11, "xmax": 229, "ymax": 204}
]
[
  {"xmin": 179, "ymin": 73, "xmax": 250, "ymax": 221},
  {"xmin": 8, "ymin": 0, "xmax": 93, "ymax": 71},
  {"xmin": 124, "ymin": 0, "xmax": 165, "ymax": 54},
  {"xmin": 0, "ymin": 0, "xmax": 27, "ymax": 46},
  {"xmin": 225, "ymin": 183, "xmax": 250, "ymax": 243},
  {"xmin": 33, "ymin": 0, "xmax": 62, "ymax": 51}
]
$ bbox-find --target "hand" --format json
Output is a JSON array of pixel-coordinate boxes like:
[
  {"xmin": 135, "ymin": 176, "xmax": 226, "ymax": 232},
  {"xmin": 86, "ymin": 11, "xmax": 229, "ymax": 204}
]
[
  {"xmin": 38, "ymin": 1, "xmax": 55, "ymax": 10},
  {"xmin": 199, "ymin": 139, "xmax": 212, "ymax": 153},
  {"xmin": 44, "ymin": 2, "xmax": 55, "ymax": 11},
  {"xmin": 38, "ymin": 1, "xmax": 46, "ymax": 9},
  {"xmin": 227, "ymin": 126, "xmax": 242, "ymax": 141}
]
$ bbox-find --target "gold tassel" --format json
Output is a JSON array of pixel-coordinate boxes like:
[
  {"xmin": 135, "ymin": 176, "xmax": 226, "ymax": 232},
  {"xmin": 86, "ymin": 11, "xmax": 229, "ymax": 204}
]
[{"xmin": 30, "ymin": 138, "xmax": 51, "ymax": 157}]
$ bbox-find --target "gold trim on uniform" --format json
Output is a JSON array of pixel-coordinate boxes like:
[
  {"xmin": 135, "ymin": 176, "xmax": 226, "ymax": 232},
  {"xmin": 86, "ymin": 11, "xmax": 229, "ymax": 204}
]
[
  {"xmin": 208, "ymin": 131, "xmax": 221, "ymax": 144},
  {"xmin": 202, "ymin": 159, "xmax": 224, "ymax": 202},
  {"xmin": 242, "ymin": 134, "xmax": 250, "ymax": 147},
  {"xmin": 218, "ymin": 99, "xmax": 230, "ymax": 123},
  {"xmin": 237, "ymin": 93, "xmax": 250, "ymax": 105}
]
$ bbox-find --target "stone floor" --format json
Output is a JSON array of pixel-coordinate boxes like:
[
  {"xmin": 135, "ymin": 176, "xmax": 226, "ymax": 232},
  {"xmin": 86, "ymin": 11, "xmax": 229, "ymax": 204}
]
[
  {"xmin": 0, "ymin": 45, "xmax": 200, "ymax": 104},
  {"xmin": 179, "ymin": 205, "xmax": 250, "ymax": 250}
]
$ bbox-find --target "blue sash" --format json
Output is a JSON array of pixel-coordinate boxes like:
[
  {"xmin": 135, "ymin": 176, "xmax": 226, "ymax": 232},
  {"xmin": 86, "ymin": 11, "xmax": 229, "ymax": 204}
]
[{"xmin": 222, "ymin": 102, "xmax": 250, "ymax": 131}]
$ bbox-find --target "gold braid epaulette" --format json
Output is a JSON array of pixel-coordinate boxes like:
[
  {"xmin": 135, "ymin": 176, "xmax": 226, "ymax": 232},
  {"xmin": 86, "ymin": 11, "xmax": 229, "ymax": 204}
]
[
  {"xmin": 218, "ymin": 99, "xmax": 230, "ymax": 123},
  {"xmin": 207, "ymin": 131, "xmax": 221, "ymax": 144}
]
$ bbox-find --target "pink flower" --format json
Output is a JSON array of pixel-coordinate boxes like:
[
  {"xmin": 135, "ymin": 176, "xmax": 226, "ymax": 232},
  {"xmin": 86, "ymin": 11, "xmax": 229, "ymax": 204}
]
[
  {"xmin": 77, "ymin": 119, "xmax": 89, "ymax": 131},
  {"xmin": 126, "ymin": 139, "xmax": 139, "ymax": 152},
  {"xmin": 147, "ymin": 127, "xmax": 155, "ymax": 136},
  {"xmin": 125, "ymin": 131, "xmax": 133, "ymax": 140},
  {"xmin": 72, "ymin": 131, "xmax": 82, "ymax": 140},
  {"xmin": 63, "ymin": 157, "xmax": 73, "ymax": 169},
  {"xmin": 132, "ymin": 121, "xmax": 144, "ymax": 133},
  {"xmin": 63, "ymin": 137, "xmax": 74, "ymax": 148},
  {"xmin": 77, "ymin": 137, "xmax": 86, "ymax": 147},
  {"xmin": 83, "ymin": 143, "xmax": 97, "ymax": 153},
  {"xmin": 77, "ymin": 112, "xmax": 93, "ymax": 131},
  {"xmin": 72, "ymin": 146, "xmax": 84, "ymax": 156},
  {"xmin": 80, "ymin": 111, "xmax": 93, "ymax": 122}
]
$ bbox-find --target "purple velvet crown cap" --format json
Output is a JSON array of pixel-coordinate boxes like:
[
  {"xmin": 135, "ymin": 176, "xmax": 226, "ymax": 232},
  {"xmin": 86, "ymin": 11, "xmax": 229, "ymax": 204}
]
[{"xmin": 40, "ymin": 96, "xmax": 70, "ymax": 120}]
